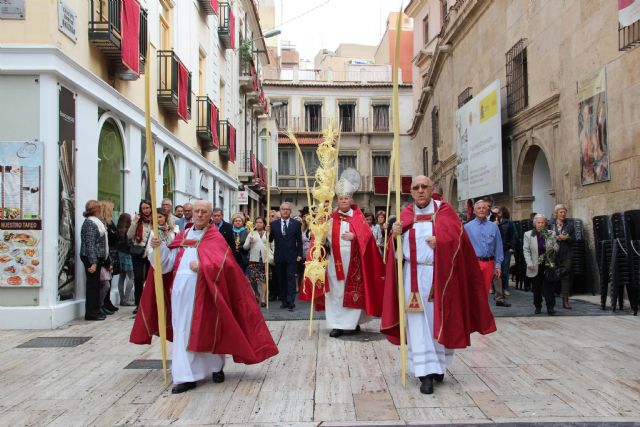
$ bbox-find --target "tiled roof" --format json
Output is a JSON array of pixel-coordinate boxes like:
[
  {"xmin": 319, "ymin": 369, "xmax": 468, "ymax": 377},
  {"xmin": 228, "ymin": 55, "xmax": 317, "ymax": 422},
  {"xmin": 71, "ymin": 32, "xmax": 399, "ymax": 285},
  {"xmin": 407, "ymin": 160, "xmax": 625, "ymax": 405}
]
[
  {"xmin": 264, "ymin": 80, "xmax": 412, "ymax": 88},
  {"xmin": 278, "ymin": 136, "xmax": 323, "ymax": 145}
]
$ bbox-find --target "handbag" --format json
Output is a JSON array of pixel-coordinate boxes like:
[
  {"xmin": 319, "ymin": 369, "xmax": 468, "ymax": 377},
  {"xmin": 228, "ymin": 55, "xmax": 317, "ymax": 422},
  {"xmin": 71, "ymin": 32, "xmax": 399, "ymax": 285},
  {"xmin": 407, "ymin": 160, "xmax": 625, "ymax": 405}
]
[
  {"xmin": 109, "ymin": 248, "xmax": 121, "ymax": 276},
  {"xmin": 130, "ymin": 233, "xmax": 150, "ymax": 257},
  {"xmin": 99, "ymin": 266, "xmax": 112, "ymax": 281}
]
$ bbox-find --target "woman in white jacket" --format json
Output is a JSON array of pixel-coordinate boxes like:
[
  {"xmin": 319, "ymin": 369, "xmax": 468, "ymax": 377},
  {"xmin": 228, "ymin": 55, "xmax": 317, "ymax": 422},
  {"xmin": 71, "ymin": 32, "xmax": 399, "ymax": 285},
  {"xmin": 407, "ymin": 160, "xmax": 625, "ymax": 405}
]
[
  {"xmin": 244, "ymin": 217, "xmax": 269, "ymax": 306},
  {"xmin": 523, "ymin": 214, "xmax": 558, "ymax": 315}
]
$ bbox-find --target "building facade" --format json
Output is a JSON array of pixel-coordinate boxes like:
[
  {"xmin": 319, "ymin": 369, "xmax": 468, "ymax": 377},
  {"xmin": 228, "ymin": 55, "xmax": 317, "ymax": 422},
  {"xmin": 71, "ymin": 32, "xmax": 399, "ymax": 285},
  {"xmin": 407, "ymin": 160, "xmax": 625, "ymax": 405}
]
[
  {"xmin": 405, "ymin": 0, "xmax": 640, "ymax": 292},
  {"xmin": 265, "ymin": 74, "xmax": 415, "ymax": 215},
  {"xmin": 0, "ymin": 0, "xmax": 273, "ymax": 328}
]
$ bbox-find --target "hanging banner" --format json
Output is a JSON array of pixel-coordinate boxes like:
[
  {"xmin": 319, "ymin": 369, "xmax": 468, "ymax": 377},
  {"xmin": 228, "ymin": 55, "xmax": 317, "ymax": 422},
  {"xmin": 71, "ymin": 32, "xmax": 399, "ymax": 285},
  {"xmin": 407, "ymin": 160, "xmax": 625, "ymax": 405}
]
[
  {"xmin": 578, "ymin": 68, "xmax": 610, "ymax": 185},
  {"xmin": 455, "ymin": 80, "xmax": 503, "ymax": 200},
  {"xmin": 619, "ymin": 0, "xmax": 640, "ymax": 27},
  {"xmin": 0, "ymin": 141, "xmax": 43, "ymax": 288},
  {"xmin": 58, "ymin": 86, "xmax": 76, "ymax": 299}
]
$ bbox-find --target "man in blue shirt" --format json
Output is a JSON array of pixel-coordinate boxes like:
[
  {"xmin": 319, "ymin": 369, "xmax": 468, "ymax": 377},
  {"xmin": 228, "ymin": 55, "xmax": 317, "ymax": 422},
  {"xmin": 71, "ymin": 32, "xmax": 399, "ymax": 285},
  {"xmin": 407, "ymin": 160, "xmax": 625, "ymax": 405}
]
[{"xmin": 464, "ymin": 199, "xmax": 510, "ymax": 307}]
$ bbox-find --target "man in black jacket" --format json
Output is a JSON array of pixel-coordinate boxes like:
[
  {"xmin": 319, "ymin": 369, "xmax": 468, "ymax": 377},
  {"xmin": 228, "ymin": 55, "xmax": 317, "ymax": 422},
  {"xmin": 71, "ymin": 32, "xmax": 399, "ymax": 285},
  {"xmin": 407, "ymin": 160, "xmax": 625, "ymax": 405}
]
[
  {"xmin": 212, "ymin": 207, "xmax": 242, "ymax": 266},
  {"xmin": 268, "ymin": 202, "xmax": 302, "ymax": 311}
]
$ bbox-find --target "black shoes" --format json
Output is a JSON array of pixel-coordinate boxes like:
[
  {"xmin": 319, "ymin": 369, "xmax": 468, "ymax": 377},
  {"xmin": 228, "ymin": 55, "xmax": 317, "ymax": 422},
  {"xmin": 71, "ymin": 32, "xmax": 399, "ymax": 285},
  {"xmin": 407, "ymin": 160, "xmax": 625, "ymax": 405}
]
[
  {"xmin": 268, "ymin": 295, "xmax": 277, "ymax": 302},
  {"xmin": 100, "ymin": 307, "xmax": 114, "ymax": 316},
  {"xmin": 171, "ymin": 382, "xmax": 196, "ymax": 394},
  {"xmin": 419, "ymin": 376, "xmax": 434, "ymax": 394},
  {"xmin": 212, "ymin": 370, "xmax": 225, "ymax": 383},
  {"xmin": 548, "ymin": 309, "xmax": 556, "ymax": 316},
  {"xmin": 105, "ymin": 303, "xmax": 119, "ymax": 312},
  {"xmin": 85, "ymin": 314, "xmax": 106, "ymax": 321},
  {"xmin": 430, "ymin": 373, "xmax": 444, "ymax": 383},
  {"xmin": 260, "ymin": 302, "xmax": 267, "ymax": 308},
  {"xmin": 495, "ymin": 301, "xmax": 511, "ymax": 307},
  {"xmin": 534, "ymin": 307, "xmax": 542, "ymax": 314},
  {"xmin": 329, "ymin": 329, "xmax": 343, "ymax": 338},
  {"xmin": 288, "ymin": 303, "xmax": 296, "ymax": 311},
  {"xmin": 280, "ymin": 303, "xmax": 288, "ymax": 309},
  {"xmin": 132, "ymin": 308, "xmax": 138, "ymax": 314}
]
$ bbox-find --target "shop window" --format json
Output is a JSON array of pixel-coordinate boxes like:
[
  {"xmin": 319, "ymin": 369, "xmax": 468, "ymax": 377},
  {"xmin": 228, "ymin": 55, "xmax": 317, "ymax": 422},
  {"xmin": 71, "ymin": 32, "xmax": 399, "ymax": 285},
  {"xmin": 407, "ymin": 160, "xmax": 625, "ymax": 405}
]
[
  {"xmin": 97, "ymin": 118, "xmax": 124, "ymax": 219},
  {"xmin": 162, "ymin": 155, "xmax": 176, "ymax": 203}
]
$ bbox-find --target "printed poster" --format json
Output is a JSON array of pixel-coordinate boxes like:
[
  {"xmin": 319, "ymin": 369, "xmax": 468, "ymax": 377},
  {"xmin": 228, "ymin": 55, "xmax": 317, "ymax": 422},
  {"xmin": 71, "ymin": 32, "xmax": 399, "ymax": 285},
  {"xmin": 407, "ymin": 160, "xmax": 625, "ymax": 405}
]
[
  {"xmin": 0, "ymin": 141, "xmax": 43, "ymax": 288},
  {"xmin": 578, "ymin": 69, "xmax": 610, "ymax": 185}
]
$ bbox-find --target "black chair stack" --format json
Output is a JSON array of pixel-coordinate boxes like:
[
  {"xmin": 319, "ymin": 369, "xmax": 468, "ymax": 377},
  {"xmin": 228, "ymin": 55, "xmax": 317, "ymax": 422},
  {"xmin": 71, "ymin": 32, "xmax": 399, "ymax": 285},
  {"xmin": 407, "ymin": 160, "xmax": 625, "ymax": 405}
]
[
  {"xmin": 592, "ymin": 215, "xmax": 613, "ymax": 309},
  {"xmin": 567, "ymin": 218, "xmax": 588, "ymax": 294},
  {"xmin": 610, "ymin": 213, "xmax": 634, "ymax": 312},
  {"xmin": 624, "ymin": 210, "xmax": 640, "ymax": 315}
]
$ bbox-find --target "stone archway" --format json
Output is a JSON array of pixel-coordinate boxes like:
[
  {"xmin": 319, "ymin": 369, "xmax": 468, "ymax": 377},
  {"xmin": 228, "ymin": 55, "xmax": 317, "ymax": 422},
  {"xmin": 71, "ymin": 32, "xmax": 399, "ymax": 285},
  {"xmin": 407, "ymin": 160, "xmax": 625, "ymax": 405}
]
[{"xmin": 516, "ymin": 142, "xmax": 554, "ymax": 219}]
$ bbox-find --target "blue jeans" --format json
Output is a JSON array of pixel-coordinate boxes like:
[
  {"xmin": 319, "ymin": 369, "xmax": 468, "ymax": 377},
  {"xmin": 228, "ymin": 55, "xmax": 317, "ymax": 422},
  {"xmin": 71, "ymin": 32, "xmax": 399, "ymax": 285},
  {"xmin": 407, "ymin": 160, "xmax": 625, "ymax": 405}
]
[{"xmin": 501, "ymin": 250, "xmax": 512, "ymax": 291}]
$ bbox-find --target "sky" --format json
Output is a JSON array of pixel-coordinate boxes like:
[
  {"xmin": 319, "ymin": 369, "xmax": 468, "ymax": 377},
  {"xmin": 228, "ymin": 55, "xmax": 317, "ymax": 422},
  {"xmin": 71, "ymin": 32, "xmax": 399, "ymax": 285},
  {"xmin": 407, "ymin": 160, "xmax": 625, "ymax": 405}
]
[{"xmin": 271, "ymin": 0, "xmax": 404, "ymax": 64}]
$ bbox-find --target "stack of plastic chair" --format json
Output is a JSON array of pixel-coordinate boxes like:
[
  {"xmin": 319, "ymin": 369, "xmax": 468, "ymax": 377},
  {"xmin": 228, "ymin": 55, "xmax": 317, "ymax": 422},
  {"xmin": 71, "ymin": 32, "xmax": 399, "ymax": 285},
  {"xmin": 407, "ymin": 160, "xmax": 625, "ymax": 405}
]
[
  {"xmin": 624, "ymin": 210, "xmax": 640, "ymax": 315},
  {"xmin": 567, "ymin": 218, "xmax": 588, "ymax": 294},
  {"xmin": 512, "ymin": 220, "xmax": 525, "ymax": 289},
  {"xmin": 610, "ymin": 213, "xmax": 633, "ymax": 312},
  {"xmin": 593, "ymin": 215, "xmax": 613, "ymax": 309}
]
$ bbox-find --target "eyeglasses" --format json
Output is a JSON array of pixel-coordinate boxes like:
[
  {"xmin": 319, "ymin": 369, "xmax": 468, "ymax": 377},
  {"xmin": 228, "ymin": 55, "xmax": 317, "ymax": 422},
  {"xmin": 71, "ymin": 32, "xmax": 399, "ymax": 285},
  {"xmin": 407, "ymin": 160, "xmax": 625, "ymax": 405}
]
[{"xmin": 411, "ymin": 184, "xmax": 433, "ymax": 191}]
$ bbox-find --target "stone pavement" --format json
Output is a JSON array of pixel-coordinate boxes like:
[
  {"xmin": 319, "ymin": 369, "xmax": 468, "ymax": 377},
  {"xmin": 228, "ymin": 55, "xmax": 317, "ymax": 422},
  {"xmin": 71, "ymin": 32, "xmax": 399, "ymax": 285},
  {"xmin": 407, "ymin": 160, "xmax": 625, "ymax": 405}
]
[{"xmin": 1, "ymin": 306, "xmax": 640, "ymax": 426}]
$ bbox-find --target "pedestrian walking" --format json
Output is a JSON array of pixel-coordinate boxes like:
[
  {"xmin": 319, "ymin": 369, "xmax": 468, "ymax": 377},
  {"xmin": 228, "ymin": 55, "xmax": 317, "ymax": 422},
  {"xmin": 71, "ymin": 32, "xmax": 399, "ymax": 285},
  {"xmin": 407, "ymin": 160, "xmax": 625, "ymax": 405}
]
[
  {"xmin": 244, "ymin": 217, "xmax": 268, "ymax": 306},
  {"xmin": 268, "ymin": 202, "xmax": 302, "ymax": 311},
  {"xmin": 230, "ymin": 212, "xmax": 249, "ymax": 272}
]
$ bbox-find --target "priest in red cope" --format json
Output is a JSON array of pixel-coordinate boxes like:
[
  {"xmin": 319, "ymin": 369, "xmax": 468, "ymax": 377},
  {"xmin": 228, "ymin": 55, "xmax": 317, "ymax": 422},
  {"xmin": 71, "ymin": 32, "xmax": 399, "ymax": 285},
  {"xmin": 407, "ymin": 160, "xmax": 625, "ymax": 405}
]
[
  {"xmin": 381, "ymin": 175, "xmax": 496, "ymax": 395},
  {"xmin": 130, "ymin": 200, "xmax": 278, "ymax": 394},
  {"xmin": 302, "ymin": 169, "xmax": 385, "ymax": 338}
]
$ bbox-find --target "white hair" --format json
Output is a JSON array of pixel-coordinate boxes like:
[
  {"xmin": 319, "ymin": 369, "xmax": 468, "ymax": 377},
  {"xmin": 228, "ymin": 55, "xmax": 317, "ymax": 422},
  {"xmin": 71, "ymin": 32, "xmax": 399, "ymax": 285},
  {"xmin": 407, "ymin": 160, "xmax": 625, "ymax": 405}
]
[
  {"xmin": 533, "ymin": 213, "xmax": 546, "ymax": 222},
  {"xmin": 554, "ymin": 204, "xmax": 568, "ymax": 214},
  {"xmin": 474, "ymin": 199, "xmax": 489, "ymax": 208}
]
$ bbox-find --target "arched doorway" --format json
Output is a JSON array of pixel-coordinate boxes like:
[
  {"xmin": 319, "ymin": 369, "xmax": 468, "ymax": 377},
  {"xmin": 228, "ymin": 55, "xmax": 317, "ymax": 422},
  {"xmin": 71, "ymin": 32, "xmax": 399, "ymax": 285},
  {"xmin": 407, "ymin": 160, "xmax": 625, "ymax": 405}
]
[
  {"xmin": 98, "ymin": 118, "xmax": 124, "ymax": 218},
  {"xmin": 518, "ymin": 143, "xmax": 554, "ymax": 219},
  {"xmin": 162, "ymin": 155, "xmax": 176, "ymax": 203},
  {"xmin": 532, "ymin": 151, "xmax": 553, "ymax": 218},
  {"xmin": 450, "ymin": 178, "xmax": 458, "ymax": 210}
]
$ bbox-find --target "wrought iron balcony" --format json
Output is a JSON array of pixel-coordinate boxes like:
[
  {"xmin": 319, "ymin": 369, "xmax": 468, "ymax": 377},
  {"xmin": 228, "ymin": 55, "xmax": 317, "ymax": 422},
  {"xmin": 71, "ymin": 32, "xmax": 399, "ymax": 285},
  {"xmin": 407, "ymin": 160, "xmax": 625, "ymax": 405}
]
[
  {"xmin": 196, "ymin": 96, "xmax": 219, "ymax": 151},
  {"xmin": 239, "ymin": 56, "xmax": 259, "ymax": 94},
  {"xmin": 196, "ymin": 0, "xmax": 217, "ymax": 15},
  {"xmin": 88, "ymin": 0, "xmax": 148, "ymax": 80},
  {"xmin": 218, "ymin": 2, "xmax": 232, "ymax": 49},
  {"xmin": 157, "ymin": 50, "xmax": 192, "ymax": 119},
  {"xmin": 218, "ymin": 120, "xmax": 236, "ymax": 161}
]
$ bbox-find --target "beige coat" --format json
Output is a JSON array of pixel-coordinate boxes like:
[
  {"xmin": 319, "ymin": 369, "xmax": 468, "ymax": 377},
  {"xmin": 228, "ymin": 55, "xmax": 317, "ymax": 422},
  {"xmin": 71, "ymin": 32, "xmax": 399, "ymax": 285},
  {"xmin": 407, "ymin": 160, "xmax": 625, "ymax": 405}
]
[{"xmin": 522, "ymin": 229, "xmax": 557, "ymax": 278}]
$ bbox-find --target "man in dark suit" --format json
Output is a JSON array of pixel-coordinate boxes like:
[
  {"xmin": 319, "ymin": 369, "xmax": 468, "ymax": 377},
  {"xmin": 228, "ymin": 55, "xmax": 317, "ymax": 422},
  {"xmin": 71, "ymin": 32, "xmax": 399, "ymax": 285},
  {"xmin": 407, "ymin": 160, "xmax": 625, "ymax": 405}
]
[
  {"xmin": 212, "ymin": 207, "xmax": 242, "ymax": 266},
  {"xmin": 268, "ymin": 202, "xmax": 302, "ymax": 311}
]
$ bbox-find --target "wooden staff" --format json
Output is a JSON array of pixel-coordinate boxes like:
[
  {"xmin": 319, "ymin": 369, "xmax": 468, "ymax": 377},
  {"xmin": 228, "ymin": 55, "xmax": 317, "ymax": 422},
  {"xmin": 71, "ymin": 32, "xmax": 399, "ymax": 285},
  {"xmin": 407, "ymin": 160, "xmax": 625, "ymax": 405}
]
[
  {"xmin": 391, "ymin": 7, "xmax": 407, "ymax": 387},
  {"xmin": 382, "ymin": 148, "xmax": 395, "ymax": 262},
  {"xmin": 144, "ymin": 44, "xmax": 168, "ymax": 384},
  {"xmin": 265, "ymin": 128, "xmax": 271, "ymax": 308}
]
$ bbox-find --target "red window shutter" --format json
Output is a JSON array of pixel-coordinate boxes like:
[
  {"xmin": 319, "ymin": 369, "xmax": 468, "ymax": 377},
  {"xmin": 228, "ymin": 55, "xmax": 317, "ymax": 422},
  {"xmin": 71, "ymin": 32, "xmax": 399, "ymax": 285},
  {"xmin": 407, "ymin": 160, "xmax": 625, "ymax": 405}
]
[
  {"xmin": 401, "ymin": 176, "xmax": 412, "ymax": 194},
  {"xmin": 373, "ymin": 176, "xmax": 389, "ymax": 195}
]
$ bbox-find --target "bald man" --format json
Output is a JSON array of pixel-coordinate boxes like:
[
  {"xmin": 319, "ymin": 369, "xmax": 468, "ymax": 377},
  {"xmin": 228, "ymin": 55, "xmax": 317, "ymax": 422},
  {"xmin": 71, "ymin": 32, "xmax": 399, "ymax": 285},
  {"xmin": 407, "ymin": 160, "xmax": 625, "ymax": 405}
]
[
  {"xmin": 382, "ymin": 176, "xmax": 496, "ymax": 395},
  {"xmin": 131, "ymin": 200, "xmax": 278, "ymax": 394}
]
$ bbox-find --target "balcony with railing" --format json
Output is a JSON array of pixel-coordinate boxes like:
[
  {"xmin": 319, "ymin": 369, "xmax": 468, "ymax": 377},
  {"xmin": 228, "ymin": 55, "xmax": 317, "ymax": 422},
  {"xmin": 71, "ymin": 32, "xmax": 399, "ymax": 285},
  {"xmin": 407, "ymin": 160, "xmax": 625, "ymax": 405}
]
[
  {"xmin": 196, "ymin": 96, "xmax": 218, "ymax": 151},
  {"xmin": 218, "ymin": 120, "xmax": 236, "ymax": 161},
  {"xmin": 157, "ymin": 50, "xmax": 192, "ymax": 119},
  {"xmin": 196, "ymin": 0, "xmax": 218, "ymax": 15},
  {"xmin": 282, "ymin": 117, "xmax": 392, "ymax": 134},
  {"xmin": 218, "ymin": 2, "xmax": 233, "ymax": 49},
  {"xmin": 88, "ymin": 0, "xmax": 148, "ymax": 80},
  {"xmin": 276, "ymin": 64, "xmax": 401, "ymax": 84}
]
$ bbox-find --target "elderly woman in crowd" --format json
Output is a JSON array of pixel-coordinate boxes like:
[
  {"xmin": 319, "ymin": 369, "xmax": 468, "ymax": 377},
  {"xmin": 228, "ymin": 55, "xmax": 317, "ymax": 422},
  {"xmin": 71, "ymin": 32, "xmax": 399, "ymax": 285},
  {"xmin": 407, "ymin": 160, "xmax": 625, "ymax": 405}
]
[
  {"xmin": 244, "ymin": 217, "xmax": 269, "ymax": 306},
  {"xmin": 523, "ymin": 214, "xmax": 558, "ymax": 315},
  {"xmin": 127, "ymin": 199, "xmax": 153, "ymax": 314},
  {"xmin": 552, "ymin": 204, "xmax": 575, "ymax": 309},
  {"xmin": 80, "ymin": 200, "xmax": 108, "ymax": 321},
  {"xmin": 231, "ymin": 212, "xmax": 249, "ymax": 271}
]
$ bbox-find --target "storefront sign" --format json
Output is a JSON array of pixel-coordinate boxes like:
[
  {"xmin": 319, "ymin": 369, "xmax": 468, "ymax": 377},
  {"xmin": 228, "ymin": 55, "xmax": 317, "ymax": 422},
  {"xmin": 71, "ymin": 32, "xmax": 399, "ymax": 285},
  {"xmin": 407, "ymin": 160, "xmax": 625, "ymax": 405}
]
[
  {"xmin": 58, "ymin": 0, "xmax": 77, "ymax": 42},
  {"xmin": 455, "ymin": 80, "xmax": 503, "ymax": 200},
  {"xmin": 237, "ymin": 190, "xmax": 249, "ymax": 205},
  {"xmin": 0, "ymin": 0, "xmax": 25, "ymax": 19},
  {"xmin": 58, "ymin": 86, "xmax": 76, "ymax": 299},
  {"xmin": 0, "ymin": 141, "xmax": 43, "ymax": 288}
]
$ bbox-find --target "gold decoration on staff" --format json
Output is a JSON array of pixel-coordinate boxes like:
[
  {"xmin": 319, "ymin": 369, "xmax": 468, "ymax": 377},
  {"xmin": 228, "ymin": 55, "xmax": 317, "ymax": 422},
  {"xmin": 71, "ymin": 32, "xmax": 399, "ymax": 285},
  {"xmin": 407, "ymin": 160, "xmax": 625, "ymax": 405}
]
[
  {"xmin": 246, "ymin": 219, "xmax": 255, "ymax": 232},
  {"xmin": 391, "ymin": 6, "xmax": 407, "ymax": 387},
  {"xmin": 144, "ymin": 45, "xmax": 168, "ymax": 384},
  {"xmin": 265, "ymin": 129, "xmax": 271, "ymax": 308},
  {"xmin": 297, "ymin": 120, "xmax": 340, "ymax": 336}
]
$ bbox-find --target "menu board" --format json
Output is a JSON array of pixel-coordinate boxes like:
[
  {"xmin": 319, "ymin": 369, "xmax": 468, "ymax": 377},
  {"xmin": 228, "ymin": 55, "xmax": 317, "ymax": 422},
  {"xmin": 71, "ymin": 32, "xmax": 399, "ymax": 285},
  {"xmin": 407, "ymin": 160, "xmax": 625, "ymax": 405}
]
[{"xmin": 0, "ymin": 142, "xmax": 43, "ymax": 288}]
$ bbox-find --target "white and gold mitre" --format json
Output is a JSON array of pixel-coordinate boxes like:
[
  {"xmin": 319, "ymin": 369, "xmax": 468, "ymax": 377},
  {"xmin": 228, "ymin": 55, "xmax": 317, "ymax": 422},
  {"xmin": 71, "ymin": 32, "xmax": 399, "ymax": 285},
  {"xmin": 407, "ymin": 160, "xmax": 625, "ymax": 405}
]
[{"xmin": 335, "ymin": 168, "xmax": 361, "ymax": 197}]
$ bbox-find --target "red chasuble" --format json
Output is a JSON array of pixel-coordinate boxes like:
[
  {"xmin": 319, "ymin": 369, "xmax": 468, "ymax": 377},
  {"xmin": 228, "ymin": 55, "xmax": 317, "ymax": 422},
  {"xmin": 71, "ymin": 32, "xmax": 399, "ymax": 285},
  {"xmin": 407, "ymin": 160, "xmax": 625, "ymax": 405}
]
[
  {"xmin": 300, "ymin": 205, "xmax": 385, "ymax": 317},
  {"xmin": 380, "ymin": 201, "xmax": 496, "ymax": 349},
  {"xmin": 130, "ymin": 225, "xmax": 279, "ymax": 365}
]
